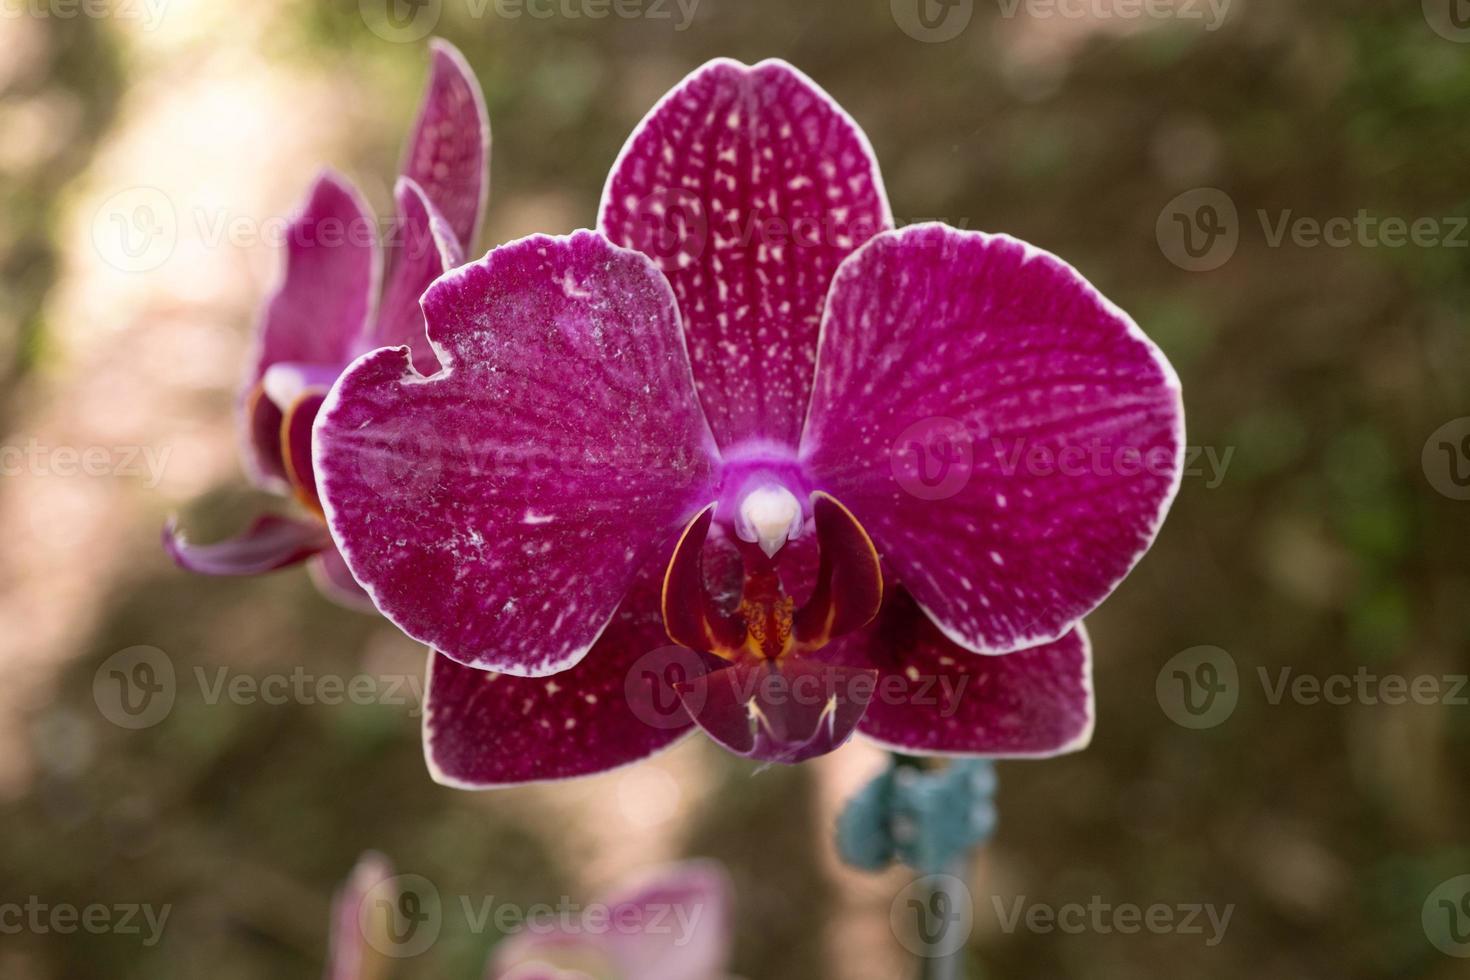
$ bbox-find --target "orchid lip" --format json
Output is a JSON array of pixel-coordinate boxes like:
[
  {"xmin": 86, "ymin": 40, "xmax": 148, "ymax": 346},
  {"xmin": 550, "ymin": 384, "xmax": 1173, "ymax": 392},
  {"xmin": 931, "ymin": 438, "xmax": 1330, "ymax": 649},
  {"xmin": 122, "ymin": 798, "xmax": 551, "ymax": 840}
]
[{"xmin": 661, "ymin": 491, "xmax": 882, "ymax": 665}]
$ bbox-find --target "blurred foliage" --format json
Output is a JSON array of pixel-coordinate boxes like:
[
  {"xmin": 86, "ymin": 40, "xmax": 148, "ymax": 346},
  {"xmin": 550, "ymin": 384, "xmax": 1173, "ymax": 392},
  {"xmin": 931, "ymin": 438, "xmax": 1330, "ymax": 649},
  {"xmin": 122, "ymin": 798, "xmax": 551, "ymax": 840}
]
[
  {"xmin": 3, "ymin": 0, "xmax": 1469, "ymax": 978},
  {"xmin": 0, "ymin": 14, "xmax": 121, "ymax": 426}
]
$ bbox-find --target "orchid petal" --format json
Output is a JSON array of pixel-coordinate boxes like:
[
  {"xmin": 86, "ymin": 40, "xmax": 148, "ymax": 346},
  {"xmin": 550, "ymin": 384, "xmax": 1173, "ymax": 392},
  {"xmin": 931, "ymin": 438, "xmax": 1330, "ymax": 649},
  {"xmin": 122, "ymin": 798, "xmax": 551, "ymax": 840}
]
[
  {"xmin": 677, "ymin": 659, "xmax": 876, "ymax": 765},
  {"xmin": 821, "ymin": 588, "xmax": 1094, "ymax": 757},
  {"xmin": 600, "ymin": 58, "xmax": 891, "ymax": 451},
  {"xmin": 423, "ymin": 572, "xmax": 703, "ymax": 787},
  {"xmin": 801, "ymin": 224, "xmax": 1184, "ymax": 653},
  {"xmin": 249, "ymin": 171, "xmax": 377, "ymax": 381},
  {"xmin": 498, "ymin": 964, "xmax": 593, "ymax": 980},
  {"xmin": 243, "ymin": 171, "xmax": 377, "ymax": 486},
  {"xmin": 596, "ymin": 861, "xmax": 734, "ymax": 980},
  {"xmin": 163, "ymin": 514, "xmax": 330, "ymax": 576},
  {"xmin": 401, "ymin": 38, "xmax": 490, "ymax": 254},
  {"xmin": 372, "ymin": 177, "xmax": 462, "ymax": 375},
  {"xmin": 325, "ymin": 852, "xmax": 393, "ymax": 980},
  {"xmin": 490, "ymin": 863, "xmax": 733, "ymax": 980},
  {"xmin": 315, "ymin": 231, "xmax": 718, "ymax": 675},
  {"xmin": 308, "ymin": 546, "xmax": 376, "ymax": 612}
]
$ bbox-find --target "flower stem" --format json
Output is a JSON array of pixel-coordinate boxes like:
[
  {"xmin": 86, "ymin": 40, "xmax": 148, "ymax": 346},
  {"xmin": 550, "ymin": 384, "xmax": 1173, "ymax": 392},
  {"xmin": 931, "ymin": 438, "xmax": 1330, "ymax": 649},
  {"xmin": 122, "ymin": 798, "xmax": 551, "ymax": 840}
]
[
  {"xmin": 892, "ymin": 755, "xmax": 971, "ymax": 980},
  {"xmin": 916, "ymin": 861, "xmax": 968, "ymax": 980}
]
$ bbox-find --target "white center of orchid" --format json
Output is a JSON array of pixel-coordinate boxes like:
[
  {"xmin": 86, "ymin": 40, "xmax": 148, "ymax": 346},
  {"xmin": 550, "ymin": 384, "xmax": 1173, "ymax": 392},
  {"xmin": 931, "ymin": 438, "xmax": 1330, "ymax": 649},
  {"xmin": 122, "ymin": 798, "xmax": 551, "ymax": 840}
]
[
  {"xmin": 261, "ymin": 363, "xmax": 311, "ymax": 412},
  {"xmin": 735, "ymin": 484, "xmax": 803, "ymax": 558}
]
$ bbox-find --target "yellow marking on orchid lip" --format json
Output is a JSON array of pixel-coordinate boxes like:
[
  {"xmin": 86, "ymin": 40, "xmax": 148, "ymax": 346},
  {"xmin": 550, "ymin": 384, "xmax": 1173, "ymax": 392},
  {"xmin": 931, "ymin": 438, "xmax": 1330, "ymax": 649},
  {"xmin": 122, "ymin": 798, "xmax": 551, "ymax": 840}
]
[
  {"xmin": 703, "ymin": 631, "xmax": 740, "ymax": 661},
  {"xmin": 740, "ymin": 592, "xmax": 794, "ymax": 661},
  {"xmin": 278, "ymin": 387, "xmax": 330, "ymax": 519}
]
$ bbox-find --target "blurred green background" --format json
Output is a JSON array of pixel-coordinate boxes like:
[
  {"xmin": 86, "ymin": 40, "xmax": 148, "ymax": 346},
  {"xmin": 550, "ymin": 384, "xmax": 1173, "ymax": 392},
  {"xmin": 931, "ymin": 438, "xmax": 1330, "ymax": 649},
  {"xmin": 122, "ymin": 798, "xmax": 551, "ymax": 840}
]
[{"xmin": 1, "ymin": 0, "xmax": 1468, "ymax": 977}]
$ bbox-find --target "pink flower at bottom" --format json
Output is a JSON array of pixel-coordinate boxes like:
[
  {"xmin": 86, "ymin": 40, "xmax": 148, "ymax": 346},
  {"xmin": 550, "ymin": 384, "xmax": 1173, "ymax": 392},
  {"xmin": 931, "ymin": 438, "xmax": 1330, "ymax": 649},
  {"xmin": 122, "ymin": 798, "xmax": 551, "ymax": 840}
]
[{"xmin": 325, "ymin": 854, "xmax": 733, "ymax": 980}]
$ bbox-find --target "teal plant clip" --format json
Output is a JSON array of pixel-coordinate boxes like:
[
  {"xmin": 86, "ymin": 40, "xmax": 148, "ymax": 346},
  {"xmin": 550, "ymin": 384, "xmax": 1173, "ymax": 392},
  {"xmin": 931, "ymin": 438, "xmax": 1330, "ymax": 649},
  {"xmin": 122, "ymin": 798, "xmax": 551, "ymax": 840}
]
[{"xmin": 837, "ymin": 756, "xmax": 997, "ymax": 875}]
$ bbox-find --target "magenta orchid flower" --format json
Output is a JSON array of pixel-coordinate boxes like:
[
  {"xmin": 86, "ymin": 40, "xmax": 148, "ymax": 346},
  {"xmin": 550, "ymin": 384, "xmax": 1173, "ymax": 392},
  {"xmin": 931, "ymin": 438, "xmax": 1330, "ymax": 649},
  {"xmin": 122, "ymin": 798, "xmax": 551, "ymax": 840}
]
[
  {"xmin": 489, "ymin": 862, "xmax": 732, "ymax": 980},
  {"xmin": 313, "ymin": 59, "xmax": 1184, "ymax": 784},
  {"xmin": 165, "ymin": 39, "xmax": 489, "ymax": 608},
  {"xmin": 324, "ymin": 853, "xmax": 732, "ymax": 980}
]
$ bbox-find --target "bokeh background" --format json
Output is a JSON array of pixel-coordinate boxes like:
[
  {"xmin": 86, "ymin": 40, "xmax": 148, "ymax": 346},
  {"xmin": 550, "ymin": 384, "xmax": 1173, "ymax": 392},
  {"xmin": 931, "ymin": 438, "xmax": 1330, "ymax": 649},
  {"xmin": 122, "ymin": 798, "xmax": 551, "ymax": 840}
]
[{"xmin": 2, "ymin": 0, "xmax": 1469, "ymax": 977}]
